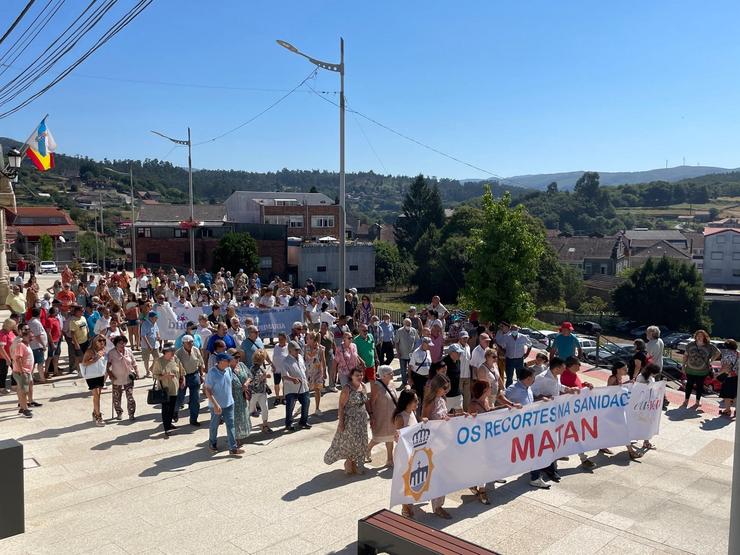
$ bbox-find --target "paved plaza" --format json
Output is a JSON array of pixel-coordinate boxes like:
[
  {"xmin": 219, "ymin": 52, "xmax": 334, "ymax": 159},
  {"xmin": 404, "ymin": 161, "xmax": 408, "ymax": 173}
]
[{"xmin": 0, "ymin": 279, "xmax": 734, "ymax": 554}]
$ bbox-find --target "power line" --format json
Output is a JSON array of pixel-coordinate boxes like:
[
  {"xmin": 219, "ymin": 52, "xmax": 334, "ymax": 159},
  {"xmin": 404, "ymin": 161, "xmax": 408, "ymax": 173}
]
[
  {"xmin": 303, "ymin": 82, "xmax": 510, "ymax": 183},
  {"xmin": 192, "ymin": 67, "xmax": 318, "ymax": 146},
  {"xmin": 0, "ymin": 0, "xmax": 37, "ymax": 47},
  {"xmin": 350, "ymin": 110, "xmax": 387, "ymax": 173}
]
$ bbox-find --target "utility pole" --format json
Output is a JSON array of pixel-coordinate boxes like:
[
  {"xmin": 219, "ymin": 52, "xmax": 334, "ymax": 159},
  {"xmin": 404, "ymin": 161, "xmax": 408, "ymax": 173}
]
[
  {"xmin": 730, "ymin": 371, "xmax": 740, "ymax": 554},
  {"xmin": 187, "ymin": 127, "xmax": 195, "ymax": 272},
  {"xmin": 99, "ymin": 191, "xmax": 105, "ymax": 273}
]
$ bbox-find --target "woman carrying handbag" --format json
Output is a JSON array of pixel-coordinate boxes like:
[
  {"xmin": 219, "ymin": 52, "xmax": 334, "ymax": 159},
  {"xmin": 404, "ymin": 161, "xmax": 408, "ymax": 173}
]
[{"xmin": 80, "ymin": 335, "xmax": 108, "ymax": 427}]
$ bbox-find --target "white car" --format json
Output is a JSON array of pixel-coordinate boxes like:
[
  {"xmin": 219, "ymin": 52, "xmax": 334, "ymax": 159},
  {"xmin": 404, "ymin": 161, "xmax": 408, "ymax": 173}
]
[
  {"xmin": 81, "ymin": 262, "xmax": 98, "ymax": 273},
  {"xmin": 39, "ymin": 260, "xmax": 58, "ymax": 274}
]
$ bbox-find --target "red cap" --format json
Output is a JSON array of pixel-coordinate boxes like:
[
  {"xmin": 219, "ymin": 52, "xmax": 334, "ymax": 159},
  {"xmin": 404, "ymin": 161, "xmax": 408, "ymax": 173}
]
[{"xmin": 560, "ymin": 321, "xmax": 574, "ymax": 331}]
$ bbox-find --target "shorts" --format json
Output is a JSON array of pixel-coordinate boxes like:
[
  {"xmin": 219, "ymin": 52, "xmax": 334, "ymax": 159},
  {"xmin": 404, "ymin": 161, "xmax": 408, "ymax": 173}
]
[
  {"xmin": 47, "ymin": 342, "xmax": 61, "ymax": 358},
  {"xmin": 273, "ymin": 373, "xmax": 282, "ymax": 385},
  {"xmin": 127, "ymin": 320, "xmax": 138, "ymax": 327},
  {"xmin": 13, "ymin": 371, "xmax": 31, "ymax": 392},
  {"xmin": 86, "ymin": 376, "xmax": 105, "ymax": 390},
  {"xmin": 363, "ymin": 366, "xmax": 376, "ymax": 382},
  {"xmin": 32, "ymin": 348, "xmax": 45, "ymax": 364}
]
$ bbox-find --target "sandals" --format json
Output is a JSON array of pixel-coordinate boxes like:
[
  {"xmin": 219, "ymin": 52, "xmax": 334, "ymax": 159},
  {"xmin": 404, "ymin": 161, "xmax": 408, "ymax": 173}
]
[
  {"xmin": 628, "ymin": 448, "xmax": 642, "ymax": 460},
  {"xmin": 401, "ymin": 505, "xmax": 414, "ymax": 519}
]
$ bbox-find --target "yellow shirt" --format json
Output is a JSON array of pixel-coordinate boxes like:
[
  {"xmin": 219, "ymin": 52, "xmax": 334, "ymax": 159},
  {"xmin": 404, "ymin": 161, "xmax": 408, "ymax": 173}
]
[
  {"xmin": 5, "ymin": 292, "xmax": 25, "ymax": 315},
  {"xmin": 69, "ymin": 316, "xmax": 89, "ymax": 345}
]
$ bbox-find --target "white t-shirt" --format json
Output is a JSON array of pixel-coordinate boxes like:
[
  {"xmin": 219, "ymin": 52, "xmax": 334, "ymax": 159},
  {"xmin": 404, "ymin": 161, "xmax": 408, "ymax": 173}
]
[
  {"xmin": 137, "ymin": 276, "xmax": 149, "ymax": 290},
  {"xmin": 470, "ymin": 345, "xmax": 487, "ymax": 371},
  {"xmin": 197, "ymin": 325, "xmax": 213, "ymax": 347},
  {"xmin": 320, "ymin": 311, "xmax": 336, "ymax": 325},
  {"xmin": 94, "ymin": 317, "xmax": 111, "ymax": 335},
  {"xmin": 272, "ymin": 344, "xmax": 290, "ymax": 375},
  {"xmin": 258, "ymin": 295, "xmax": 275, "ymax": 308}
]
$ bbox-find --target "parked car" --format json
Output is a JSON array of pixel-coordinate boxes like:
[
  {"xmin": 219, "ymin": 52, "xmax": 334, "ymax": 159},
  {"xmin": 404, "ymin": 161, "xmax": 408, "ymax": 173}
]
[
  {"xmin": 676, "ymin": 338, "xmax": 725, "ymax": 354},
  {"xmin": 630, "ymin": 325, "xmax": 670, "ymax": 338},
  {"xmin": 537, "ymin": 330, "xmax": 559, "ymax": 348},
  {"xmin": 663, "ymin": 333, "xmax": 691, "ymax": 349},
  {"xmin": 615, "ymin": 320, "xmax": 638, "ymax": 333},
  {"xmin": 38, "ymin": 260, "xmax": 58, "ymax": 274},
  {"xmin": 519, "ymin": 328, "xmax": 548, "ymax": 343},
  {"xmin": 81, "ymin": 262, "xmax": 98, "ymax": 273},
  {"xmin": 585, "ymin": 344, "xmax": 631, "ymax": 366},
  {"xmin": 575, "ymin": 321, "xmax": 602, "ymax": 335}
]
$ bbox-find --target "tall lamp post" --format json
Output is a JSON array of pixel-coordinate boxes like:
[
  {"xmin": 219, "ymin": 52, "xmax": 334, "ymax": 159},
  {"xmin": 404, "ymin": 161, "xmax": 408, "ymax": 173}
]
[
  {"xmin": 277, "ymin": 38, "xmax": 346, "ymax": 314},
  {"xmin": 151, "ymin": 128, "xmax": 195, "ymax": 271},
  {"xmin": 104, "ymin": 165, "xmax": 136, "ymax": 274}
]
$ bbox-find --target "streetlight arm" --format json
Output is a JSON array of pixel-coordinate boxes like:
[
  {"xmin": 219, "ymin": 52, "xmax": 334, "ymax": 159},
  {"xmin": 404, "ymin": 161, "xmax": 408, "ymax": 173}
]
[
  {"xmin": 150, "ymin": 130, "xmax": 190, "ymax": 145},
  {"xmin": 276, "ymin": 39, "xmax": 342, "ymax": 73}
]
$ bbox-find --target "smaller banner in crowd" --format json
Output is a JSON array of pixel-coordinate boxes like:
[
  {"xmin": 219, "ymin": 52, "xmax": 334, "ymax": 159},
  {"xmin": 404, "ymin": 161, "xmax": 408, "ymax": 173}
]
[
  {"xmin": 390, "ymin": 382, "xmax": 665, "ymax": 506},
  {"xmin": 157, "ymin": 305, "xmax": 304, "ymax": 340}
]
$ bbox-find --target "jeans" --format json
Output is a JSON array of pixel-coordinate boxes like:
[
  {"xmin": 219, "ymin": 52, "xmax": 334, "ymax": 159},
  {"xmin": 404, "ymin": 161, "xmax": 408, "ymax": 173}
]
[
  {"xmin": 505, "ymin": 357, "xmax": 524, "ymax": 387},
  {"xmin": 685, "ymin": 373, "xmax": 706, "ymax": 402},
  {"xmin": 285, "ymin": 391, "xmax": 309, "ymax": 428},
  {"xmin": 209, "ymin": 404, "xmax": 237, "ymax": 451},
  {"xmin": 176, "ymin": 372, "xmax": 202, "ymax": 423},
  {"xmin": 161, "ymin": 395, "xmax": 177, "ymax": 431},
  {"xmin": 530, "ymin": 461, "xmax": 557, "ymax": 481},
  {"xmin": 249, "ymin": 393, "xmax": 269, "ymax": 424},
  {"xmin": 399, "ymin": 358, "xmax": 409, "ymax": 386}
]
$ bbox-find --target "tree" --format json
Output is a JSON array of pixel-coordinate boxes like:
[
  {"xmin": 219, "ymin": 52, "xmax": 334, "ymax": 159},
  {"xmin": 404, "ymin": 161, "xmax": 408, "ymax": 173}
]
[
  {"xmin": 374, "ymin": 240, "xmax": 413, "ymax": 288},
  {"xmin": 394, "ymin": 174, "xmax": 445, "ymax": 254},
  {"xmin": 212, "ymin": 232, "xmax": 259, "ymax": 275},
  {"xmin": 561, "ymin": 265, "xmax": 587, "ymax": 310},
  {"xmin": 462, "ymin": 188, "xmax": 545, "ymax": 323},
  {"xmin": 39, "ymin": 234, "xmax": 53, "ymax": 261},
  {"xmin": 441, "ymin": 205, "xmax": 482, "ymax": 240},
  {"xmin": 546, "ymin": 182, "xmax": 558, "ymax": 194},
  {"xmin": 612, "ymin": 256, "xmax": 711, "ymax": 331},
  {"xmin": 78, "ymin": 232, "xmax": 99, "ymax": 261},
  {"xmin": 531, "ymin": 244, "xmax": 565, "ymax": 307},
  {"xmin": 708, "ymin": 207, "xmax": 720, "ymax": 221},
  {"xmin": 309, "ymin": 185, "xmax": 319, "ymax": 193}
]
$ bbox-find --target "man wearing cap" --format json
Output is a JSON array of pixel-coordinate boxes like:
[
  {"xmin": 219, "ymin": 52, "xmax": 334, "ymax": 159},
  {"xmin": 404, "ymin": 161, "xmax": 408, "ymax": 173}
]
[
  {"xmin": 176, "ymin": 334, "xmax": 205, "ymax": 426},
  {"xmin": 283, "ymin": 340, "xmax": 311, "ymax": 432},
  {"xmin": 140, "ymin": 311, "xmax": 161, "ymax": 378},
  {"xmin": 204, "ymin": 352, "xmax": 242, "ymax": 454},
  {"xmin": 394, "ymin": 318, "xmax": 419, "ymax": 388},
  {"xmin": 549, "ymin": 322, "xmax": 583, "ymax": 360},
  {"xmin": 502, "ymin": 324, "xmax": 532, "ymax": 388},
  {"xmin": 152, "ymin": 344, "xmax": 186, "ymax": 437},
  {"xmin": 408, "ymin": 336, "xmax": 434, "ymax": 406},
  {"xmin": 457, "ymin": 331, "xmax": 473, "ymax": 410},
  {"xmin": 442, "ymin": 344, "xmax": 464, "ymax": 411}
]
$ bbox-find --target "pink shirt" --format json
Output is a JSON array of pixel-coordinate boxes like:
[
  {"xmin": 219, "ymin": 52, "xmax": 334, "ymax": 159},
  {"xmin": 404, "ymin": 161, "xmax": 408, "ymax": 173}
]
[{"xmin": 13, "ymin": 342, "xmax": 33, "ymax": 374}]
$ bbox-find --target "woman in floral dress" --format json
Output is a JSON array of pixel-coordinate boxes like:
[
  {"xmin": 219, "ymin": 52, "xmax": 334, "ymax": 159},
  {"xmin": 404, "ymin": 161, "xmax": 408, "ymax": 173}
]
[
  {"xmin": 324, "ymin": 367, "xmax": 369, "ymax": 475},
  {"xmin": 228, "ymin": 350, "xmax": 252, "ymax": 445},
  {"xmin": 304, "ymin": 332, "xmax": 326, "ymax": 416}
]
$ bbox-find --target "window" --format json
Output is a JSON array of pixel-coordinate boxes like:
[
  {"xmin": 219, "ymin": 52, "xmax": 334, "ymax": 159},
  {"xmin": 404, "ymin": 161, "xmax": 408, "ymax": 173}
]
[
  {"xmin": 600, "ymin": 265, "xmax": 607, "ymax": 275},
  {"xmin": 146, "ymin": 252, "xmax": 160, "ymax": 263},
  {"xmin": 137, "ymin": 227, "xmax": 151, "ymax": 238},
  {"xmin": 264, "ymin": 215, "xmax": 303, "ymax": 227},
  {"xmin": 584, "ymin": 263, "xmax": 592, "ymax": 274},
  {"xmin": 710, "ymin": 251, "xmax": 724, "ymax": 260},
  {"xmin": 733, "ymin": 269, "xmax": 740, "ymax": 277},
  {"xmin": 259, "ymin": 256, "xmax": 272, "ymax": 269},
  {"xmin": 349, "ymin": 264, "xmax": 358, "ymax": 271},
  {"xmin": 289, "ymin": 216, "xmax": 304, "ymax": 228},
  {"xmin": 311, "ymin": 215, "xmax": 335, "ymax": 228},
  {"xmin": 716, "ymin": 235, "xmax": 727, "ymax": 244},
  {"xmin": 200, "ymin": 228, "xmax": 213, "ymax": 238},
  {"xmin": 174, "ymin": 228, "xmax": 188, "ymax": 238},
  {"xmin": 317, "ymin": 266, "xmax": 327, "ymax": 272},
  {"xmin": 734, "ymin": 234, "xmax": 740, "ymax": 244},
  {"xmin": 733, "ymin": 252, "xmax": 740, "ymax": 261}
]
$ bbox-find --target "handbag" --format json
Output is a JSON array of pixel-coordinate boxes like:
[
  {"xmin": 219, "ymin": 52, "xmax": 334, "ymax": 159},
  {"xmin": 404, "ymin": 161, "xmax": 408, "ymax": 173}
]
[{"xmin": 146, "ymin": 380, "xmax": 168, "ymax": 405}]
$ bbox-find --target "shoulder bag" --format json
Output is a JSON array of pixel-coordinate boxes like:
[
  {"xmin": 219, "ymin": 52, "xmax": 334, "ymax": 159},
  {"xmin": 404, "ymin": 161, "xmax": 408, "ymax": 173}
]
[{"xmin": 146, "ymin": 379, "xmax": 168, "ymax": 405}]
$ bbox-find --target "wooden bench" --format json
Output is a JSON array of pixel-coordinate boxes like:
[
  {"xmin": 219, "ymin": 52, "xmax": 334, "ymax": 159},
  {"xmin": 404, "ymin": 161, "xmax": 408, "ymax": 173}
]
[{"xmin": 357, "ymin": 509, "xmax": 500, "ymax": 555}]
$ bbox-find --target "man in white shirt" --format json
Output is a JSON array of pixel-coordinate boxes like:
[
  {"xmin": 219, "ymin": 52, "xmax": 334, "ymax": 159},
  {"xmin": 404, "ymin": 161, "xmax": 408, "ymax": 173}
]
[
  {"xmin": 94, "ymin": 306, "xmax": 111, "ymax": 335},
  {"xmin": 470, "ymin": 333, "xmax": 491, "ymax": 372},
  {"xmin": 457, "ymin": 331, "xmax": 472, "ymax": 411},
  {"xmin": 427, "ymin": 295, "xmax": 449, "ymax": 322},
  {"xmin": 408, "ymin": 337, "xmax": 434, "ymax": 407},
  {"xmin": 531, "ymin": 357, "xmax": 578, "ymax": 399}
]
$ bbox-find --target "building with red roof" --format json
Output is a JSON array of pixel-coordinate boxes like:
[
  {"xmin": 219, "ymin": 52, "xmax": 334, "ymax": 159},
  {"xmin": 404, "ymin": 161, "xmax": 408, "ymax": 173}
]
[{"xmin": 9, "ymin": 206, "xmax": 80, "ymax": 263}]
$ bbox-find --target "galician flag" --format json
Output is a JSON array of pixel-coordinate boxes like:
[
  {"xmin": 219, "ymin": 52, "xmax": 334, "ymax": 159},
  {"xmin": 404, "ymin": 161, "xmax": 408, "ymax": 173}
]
[{"xmin": 24, "ymin": 116, "xmax": 56, "ymax": 171}]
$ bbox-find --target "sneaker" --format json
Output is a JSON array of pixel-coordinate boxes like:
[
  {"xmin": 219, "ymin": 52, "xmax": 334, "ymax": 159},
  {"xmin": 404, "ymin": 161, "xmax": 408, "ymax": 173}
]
[
  {"xmin": 598, "ymin": 448, "xmax": 614, "ymax": 455},
  {"xmin": 285, "ymin": 425, "xmax": 296, "ymax": 433},
  {"xmin": 250, "ymin": 411, "xmax": 259, "ymax": 418},
  {"xmin": 229, "ymin": 448, "xmax": 244, "ymax": 455},
  {"xmin": 300, "ymin": 423, "xmax": 312, "ymax": 430},
  {"xmin": 580, "ymin": 459, "xmax": 597, "ymax": 469},
  {"xmin": 529, "ymin": 477, "xmax": 551, "ymax": 489},
  {"xmin": 21, "ymin": 409, "xmax": 32, "ymax": 418},
  {"xmin": 29, "ymin": 401, "xmax": 42, "ymax": 407},
  {"xmin": 545, "ymin": 470, "xmax": 562, "ymax": 482},
  {"xmin": 190, "ymin": 421, "xmax": 200, "ymax": 427},
  {"xmin": 208, "ymin": 444, "xmax": 218, "ymax": 453},
  {"xmin": 315, "ymin": 409, "xmax": 323, "ymax": 416},
  {"xmin": 172, "ymin": 413, "xmax": 179, "ymax": 423}
]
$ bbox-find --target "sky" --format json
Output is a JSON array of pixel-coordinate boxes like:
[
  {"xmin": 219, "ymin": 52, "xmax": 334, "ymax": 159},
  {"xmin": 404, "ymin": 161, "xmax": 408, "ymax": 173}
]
[{"xmin": 1, "ymin": 1, "xmax": 740, "ymax": 180}]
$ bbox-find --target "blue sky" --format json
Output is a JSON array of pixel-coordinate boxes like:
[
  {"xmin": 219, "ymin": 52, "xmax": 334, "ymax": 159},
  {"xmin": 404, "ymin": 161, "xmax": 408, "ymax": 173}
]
[{"xmin": 1, "ymin": 1, "xmax": 740, "ymax": 179}]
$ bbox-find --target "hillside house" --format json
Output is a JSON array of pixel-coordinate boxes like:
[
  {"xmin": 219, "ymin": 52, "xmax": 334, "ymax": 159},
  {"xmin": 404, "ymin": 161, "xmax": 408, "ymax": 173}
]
[{"xmin": 547, "ymin": 235, "xmax": 627, "ymax": 277}]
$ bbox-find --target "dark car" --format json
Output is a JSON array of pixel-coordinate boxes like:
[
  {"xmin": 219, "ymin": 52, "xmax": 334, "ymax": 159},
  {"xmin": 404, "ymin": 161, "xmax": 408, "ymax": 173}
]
[
  {"xmin": 630, "ymin": 325, "xmax": 670, "ymax": 339},
  {"xmin": 575, "ymin": 321, "xmax": 602, "ymax": 335},
  {"xmin": 585, "ymin": 344, "xmax": 633, "ymax": 366},
  {"xmin": 615, "ymin": 320, "xmax": 638, "ymax": 333},
  {"xmin": 663, "ymin": 333, "xmax": 691, "ymax": 349}
]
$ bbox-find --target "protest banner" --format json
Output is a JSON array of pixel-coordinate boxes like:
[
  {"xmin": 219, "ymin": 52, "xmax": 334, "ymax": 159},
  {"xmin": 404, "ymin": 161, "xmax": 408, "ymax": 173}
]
[
  {"xmin": 157, "ymin": 305, "xmax": 304, "ymax": 340},
  {"xmin": 390, "ymin": 382, "xmax": 665, "ymax": 506}
]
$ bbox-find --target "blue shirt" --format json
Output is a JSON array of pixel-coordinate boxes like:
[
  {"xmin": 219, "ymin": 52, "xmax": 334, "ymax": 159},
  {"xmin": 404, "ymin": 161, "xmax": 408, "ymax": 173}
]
[
  {"xmin": 175, "ymin": 333, "xmax": 202, "ymax": 350},
  {"xmin": 86, "ymin": 311, "xmax": 100, "ymax": 334},
  {"xmin": 140, "ymin": 318, "xmax": 159, "ymax": 350},
  {"xmin": 207, "ymin": 332, "xmax": 236, "ymax": 354},
  {"xmin": 205, "ymin": 366, "xmax": 234, "ymax": 408},
  {"xmin": 241, "ymin": 336, "xmax": 264, "ymax": 367},
  {"xmin": 504, "ymin": 381, "xmax": 534, "ymax": 406},
  {"xmin": 199, "ymin": 272, "xmax": 213, "ymax": 288},
  {"xmin": 551, "ymin": 334, "xmax": 581, "ymax": 359},
  {"xmin": 379, "ymin": 321, "xmax": 395, "ymax": 342}
]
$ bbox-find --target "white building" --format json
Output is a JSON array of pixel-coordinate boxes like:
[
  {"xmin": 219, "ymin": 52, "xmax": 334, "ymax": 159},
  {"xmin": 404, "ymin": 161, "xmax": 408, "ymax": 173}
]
[{"xmin": 703, "ymin": 227, "xmax": 740, "ymax": 286}]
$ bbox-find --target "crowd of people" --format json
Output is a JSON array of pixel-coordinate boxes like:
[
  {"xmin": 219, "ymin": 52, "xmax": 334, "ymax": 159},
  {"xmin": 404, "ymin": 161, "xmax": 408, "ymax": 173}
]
[{"xmin": 1, "ymin": 262, "xmax": 737, "ymax": 519}]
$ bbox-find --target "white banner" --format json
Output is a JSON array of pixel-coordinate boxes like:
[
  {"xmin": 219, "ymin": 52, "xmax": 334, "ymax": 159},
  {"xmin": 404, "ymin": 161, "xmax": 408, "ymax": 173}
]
[{"xmin": 390, "ymin": 382, "xmax": 665, "ymax": 506}]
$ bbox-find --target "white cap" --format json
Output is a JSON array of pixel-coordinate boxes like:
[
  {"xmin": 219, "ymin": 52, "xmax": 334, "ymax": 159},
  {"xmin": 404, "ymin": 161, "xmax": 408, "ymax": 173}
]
[{"xmin": 181, "ymin": 334, "xmax": 194, "ymax": 343}]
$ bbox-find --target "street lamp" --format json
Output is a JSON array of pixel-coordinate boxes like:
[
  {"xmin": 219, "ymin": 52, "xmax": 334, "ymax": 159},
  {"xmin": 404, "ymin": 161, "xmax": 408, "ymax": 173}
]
[
  {"xmin": 151, "ymin": 128, "xmax": 195, "ymax": 271},
  {"xmin": 103, "ymin": 165, "xmax": 136, "ymax": 274},
  {"xmin": 0, "ymin": 148, "xmax": 22, "ymax": 182},
  {"xmin": 277, "ymin": 38, "xmax": 346, "ymax": 314}
]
